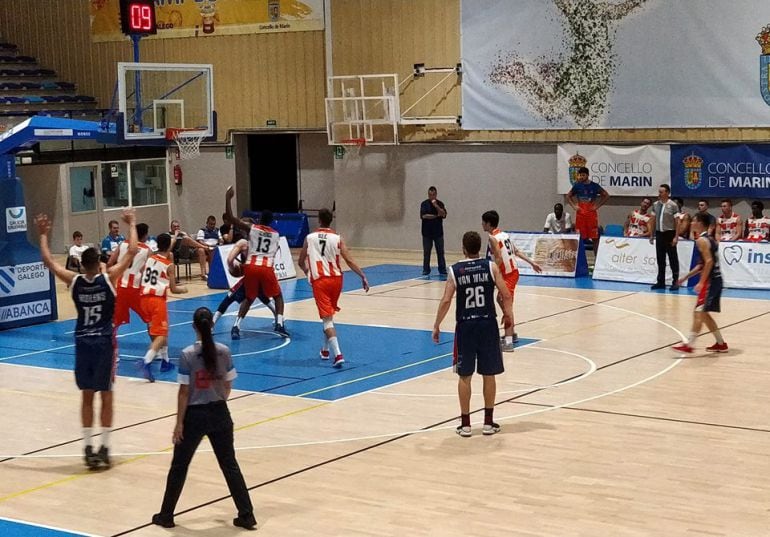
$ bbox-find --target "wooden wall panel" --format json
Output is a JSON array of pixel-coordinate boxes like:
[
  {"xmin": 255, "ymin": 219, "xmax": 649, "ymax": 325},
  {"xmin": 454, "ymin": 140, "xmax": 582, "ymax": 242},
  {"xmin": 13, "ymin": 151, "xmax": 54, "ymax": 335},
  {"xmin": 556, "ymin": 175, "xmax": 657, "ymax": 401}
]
[{"xmin": 0, "ymin": 0, "xmax": 326, "ymax": 141}]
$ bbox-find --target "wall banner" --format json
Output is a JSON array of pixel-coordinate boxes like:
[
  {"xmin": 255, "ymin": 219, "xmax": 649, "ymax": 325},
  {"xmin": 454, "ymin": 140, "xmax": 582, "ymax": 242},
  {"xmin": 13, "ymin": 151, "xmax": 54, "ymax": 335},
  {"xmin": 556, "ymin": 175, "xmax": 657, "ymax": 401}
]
[
  {"xmin": 593, "ymin": 236, "xmax": 694, "ymax": 285},
  {"xmin": 90, "ymin": 0, "xmax": 325, "ymax": 42},
  {"xmin": 719, "ymin": 241, "xmax": 770, "ymax": 289},
  {"xmin": 557, "ymin": 144, "xmax": 668, "ymax": 196},
  {"xmin": 461, "ymin": 1, "xmax": 770, "ymax": 129},
  {"xmin": 670, "ymin": 144, "xmax": 770, "ymax": 199},
  {"xmin": 507, "ymin": 232, "xmax": 588, "ymax": 277}
]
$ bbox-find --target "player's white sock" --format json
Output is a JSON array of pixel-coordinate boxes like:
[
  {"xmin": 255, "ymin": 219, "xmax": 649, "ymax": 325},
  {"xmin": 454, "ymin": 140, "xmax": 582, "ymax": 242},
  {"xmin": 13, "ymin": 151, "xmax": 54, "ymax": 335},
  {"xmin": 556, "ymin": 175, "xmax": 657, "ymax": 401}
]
[
  {"xmin": 505, "ymin": 336, "xmax": 513, "ymax": 345},
  {"xmin": 329, "ymin": 336, "xmax": 341, "ymax": 357},
  {"xmin": 321, "ymin": 335, "xmax": 329, "ymax": 352},
  {"xmin": 713, "ymin": 330, "xmax": 724, "ymax": 344},
  {"xmin": 687, "ymin": 332, "xmax": 697, "ymax": 345},
  {"xmin": 101, "ymin": 427, "xmax": 111, "ymax": 448},
  {"xmin": 277, "ymin": 314, "xmax": 284, "ymax": 325},
  {"xmin": 160, "ymin": 346, "xmax": 169, "ymax": 363},
  {"xmin": 83, "ymin": 427, "xmax": 93, "ymax": 449},
  {"xmin": 233, "ymin": 316, "xmax": 242, "ymax": 328},
  {"xmin": 143, "ymin": 349, "xmax": 157, "ymax": 365},
  {"xmin": 212, "ymin": 311, "xmax": 222, "ymax": 325}
]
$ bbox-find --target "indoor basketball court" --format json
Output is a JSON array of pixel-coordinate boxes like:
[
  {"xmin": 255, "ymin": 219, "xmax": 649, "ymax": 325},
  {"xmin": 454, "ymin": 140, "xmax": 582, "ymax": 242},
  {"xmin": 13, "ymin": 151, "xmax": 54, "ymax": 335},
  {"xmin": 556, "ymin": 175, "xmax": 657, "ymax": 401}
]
[{"xmin": 1, "ymin": 252, "xmax": 770, "ymax": 536}]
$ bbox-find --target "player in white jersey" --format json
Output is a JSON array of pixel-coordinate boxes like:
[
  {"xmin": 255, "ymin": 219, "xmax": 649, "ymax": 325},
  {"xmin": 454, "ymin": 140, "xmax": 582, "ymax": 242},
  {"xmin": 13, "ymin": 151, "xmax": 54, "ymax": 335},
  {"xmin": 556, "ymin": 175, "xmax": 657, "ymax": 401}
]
[
  {"xmin": 109, "ymin": 223, "xmax": 152, "ymax": 330},
  {"xmin": 224, "ymin": 186, "xmax": 288, "ymax": 339},
  {"xmin": 481, "ymin": 211, "xmax": 542, "ymax": 352},
  {"xmin": 716, "ymin": 198, "xmax": 743, "ymax": 242},
  {"xmin": 744, "ymin": 200, "xmax": 770, "ymax": 242},
  {"xmin": 624, "ymin": 198, "xmax": 652, "ymax": 237},
  {"xmin": 298, "ymin": 208, "xmax": 369, "ymax": 367},
  {"xmin": 137, "ymin": 233, "xmax": 188, "ymax": 381}
]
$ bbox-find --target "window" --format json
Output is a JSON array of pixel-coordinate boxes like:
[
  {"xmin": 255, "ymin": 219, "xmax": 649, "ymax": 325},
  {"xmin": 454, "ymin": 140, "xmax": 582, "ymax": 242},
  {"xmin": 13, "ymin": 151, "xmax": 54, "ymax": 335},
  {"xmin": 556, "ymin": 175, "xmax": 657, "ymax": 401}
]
[
  {"xmin": 101, "ymin": 162, "xmax": 129, "ymax": 209},
  {"xmin": 69, "ymin": 166, "xmax": 96, "ymax": 213},
  {"xmin": 130, "ymin": 159, "xmax": 168, "ymax": 206}
]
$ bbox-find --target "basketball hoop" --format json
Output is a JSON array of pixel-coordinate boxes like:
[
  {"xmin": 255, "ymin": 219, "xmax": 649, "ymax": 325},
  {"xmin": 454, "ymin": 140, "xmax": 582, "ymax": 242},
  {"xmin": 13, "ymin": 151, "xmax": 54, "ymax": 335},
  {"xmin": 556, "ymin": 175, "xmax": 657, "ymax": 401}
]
[
  {"xmin": 340, "ymin": 138, "xmax": 366, "ymax": 158},
  {"xmin": 166, "ymin": 128, "xmax": 207, "ymax": 160}
]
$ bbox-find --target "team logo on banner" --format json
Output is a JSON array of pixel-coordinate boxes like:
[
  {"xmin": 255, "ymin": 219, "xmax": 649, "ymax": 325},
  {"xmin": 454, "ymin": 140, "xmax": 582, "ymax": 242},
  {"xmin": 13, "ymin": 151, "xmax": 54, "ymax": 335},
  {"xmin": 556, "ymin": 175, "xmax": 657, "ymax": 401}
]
[
  {"xmin": 757, "ymin": 25, "xmax": 770, "ymax": 105},
  {"xmin": 6, "ymin": 206, "xmax": 26, "ymax": 233},
  {"xmin": 722, "ymin": 244, "xmax": 743, "ymax": 266},
  {"xmin": 682, "ymin": 154, "xmax": 704, "ymax": 190},
  {"xmin": 568, "ymin": 153, "xmax": 587, "ymax": 186}
]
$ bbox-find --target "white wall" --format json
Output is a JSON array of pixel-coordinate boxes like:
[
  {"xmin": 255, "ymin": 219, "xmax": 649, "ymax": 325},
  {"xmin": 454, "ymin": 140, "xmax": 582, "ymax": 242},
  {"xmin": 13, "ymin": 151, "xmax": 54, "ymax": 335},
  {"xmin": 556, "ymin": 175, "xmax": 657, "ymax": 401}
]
[{"xmin": 334, "ymin": 144, "xmax": 560, "ymax": 251}]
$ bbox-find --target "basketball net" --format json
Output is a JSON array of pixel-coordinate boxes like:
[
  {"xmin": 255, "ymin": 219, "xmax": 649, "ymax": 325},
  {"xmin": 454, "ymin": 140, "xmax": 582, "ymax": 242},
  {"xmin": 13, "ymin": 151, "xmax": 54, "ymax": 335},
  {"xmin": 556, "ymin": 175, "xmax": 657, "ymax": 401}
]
[
  {"xmin": 341, "ymin": 138, "xmax": 366, "ymax": 158},
  {"xmin": 167, "ymin": 128, "xmax": 207, "ymax": 160}
]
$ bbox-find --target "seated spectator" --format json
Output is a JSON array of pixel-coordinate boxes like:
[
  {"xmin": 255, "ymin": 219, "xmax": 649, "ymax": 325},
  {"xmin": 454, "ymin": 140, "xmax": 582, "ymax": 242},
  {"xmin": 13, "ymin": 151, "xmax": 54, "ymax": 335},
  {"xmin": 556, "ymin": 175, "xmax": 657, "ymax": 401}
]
[
  {"xmin": 66, "ymin": 231, "xmax": 88, "ymax": 272},
  {"xmin": 543, "ymin": 203, "xmax": 573, "ymax": 234},
  {"xmin": 716, "ymin": 198, "xmax": 743, "ymax": 242},
  {"xmin": 197, "ymin": 215, "xmax": 223, "ymax": 248},
  {"xmin": 169, "ymin": 219, "xmax": 208, "ymax": 280},
  {"xmin": 744, "ymin": 200, "xmax": 770, "ymax": 242},
  {"xmin": 624, "ymin": 198, "xmax": 652, "ymax": 238},
  {"xmin": 693, "ymin": 200, "xmax": 716, "ymax": 238},
  {"xmin": 100, "ymin": 219, "xmax": 125, "ymax": 264},
  {"xmin": 674, "ymin": 197, "xmax": 691, "ymax": 239}
]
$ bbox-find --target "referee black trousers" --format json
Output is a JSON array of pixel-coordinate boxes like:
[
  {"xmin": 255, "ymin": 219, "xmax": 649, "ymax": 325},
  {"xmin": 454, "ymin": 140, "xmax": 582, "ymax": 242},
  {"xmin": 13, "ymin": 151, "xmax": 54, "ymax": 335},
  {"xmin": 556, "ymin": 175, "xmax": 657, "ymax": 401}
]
[
  {"xmin": 159, "ymin": 401, "xmax": 254, "ymax": 519},
  {"xmin": 655, "ymin": 230, "xmax": 679, "ymax": 285}
]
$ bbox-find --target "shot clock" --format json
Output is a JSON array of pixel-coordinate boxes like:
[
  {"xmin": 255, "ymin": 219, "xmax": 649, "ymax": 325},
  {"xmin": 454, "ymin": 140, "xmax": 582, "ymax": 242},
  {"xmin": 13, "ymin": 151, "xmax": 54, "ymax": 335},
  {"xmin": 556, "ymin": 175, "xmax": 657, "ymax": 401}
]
[{"xmin": 119, "ymin": 0, "xmax": 158, "ymax": 36}]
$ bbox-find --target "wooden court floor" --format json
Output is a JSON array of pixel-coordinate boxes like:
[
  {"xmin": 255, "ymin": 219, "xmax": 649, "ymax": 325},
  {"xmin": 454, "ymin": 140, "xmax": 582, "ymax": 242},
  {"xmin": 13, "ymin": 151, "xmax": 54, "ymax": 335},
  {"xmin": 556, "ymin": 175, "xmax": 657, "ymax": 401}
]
[{"xmin": 1, "ymin": 249, "xmax": 769, "ymax": 536}]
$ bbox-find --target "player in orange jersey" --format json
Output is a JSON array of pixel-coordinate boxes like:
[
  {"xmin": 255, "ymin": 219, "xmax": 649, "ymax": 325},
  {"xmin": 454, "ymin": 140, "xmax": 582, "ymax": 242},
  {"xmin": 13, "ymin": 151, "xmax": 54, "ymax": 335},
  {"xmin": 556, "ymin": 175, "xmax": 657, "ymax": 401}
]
[
  {"xmin": 481, "ymin": 210, "xmax": 542, "ymax": 352},
  {"xmin": 224, "ymin": 186, "xmax": 288, "ymax": 339},
  {"xmin": 298, "ymin": 208, "xmax": 369, "ymax": 368},
  {"xmin": 137, "ymin": 233, "xmax": 188, "ymax": 381}
]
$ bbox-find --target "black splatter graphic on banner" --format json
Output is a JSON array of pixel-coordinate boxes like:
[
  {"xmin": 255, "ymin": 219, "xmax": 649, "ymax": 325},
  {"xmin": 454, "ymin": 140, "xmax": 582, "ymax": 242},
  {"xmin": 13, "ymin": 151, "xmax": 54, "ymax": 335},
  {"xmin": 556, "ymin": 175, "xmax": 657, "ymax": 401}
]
[{"xmin": 488, "ymin": 0, "xmax": 649, "ymax": 127}]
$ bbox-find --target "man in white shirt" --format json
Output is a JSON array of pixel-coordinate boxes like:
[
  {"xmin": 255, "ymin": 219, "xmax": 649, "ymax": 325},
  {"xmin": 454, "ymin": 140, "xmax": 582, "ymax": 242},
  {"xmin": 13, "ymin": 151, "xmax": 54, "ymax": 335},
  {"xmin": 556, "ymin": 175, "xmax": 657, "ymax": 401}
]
[{"xmin": 543, "ymin": 203, "xmax": 573, "ymax": 233}]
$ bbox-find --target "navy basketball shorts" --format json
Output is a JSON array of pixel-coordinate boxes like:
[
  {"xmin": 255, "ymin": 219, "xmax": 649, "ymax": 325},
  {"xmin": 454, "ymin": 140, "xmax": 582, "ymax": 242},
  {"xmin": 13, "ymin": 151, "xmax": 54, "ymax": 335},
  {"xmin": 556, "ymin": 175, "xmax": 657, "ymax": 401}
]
[
  {"xmin": 453, "ymin": 318, "xmax": 504, "ymax": 376},
  {"xmin": 74, "ymin": 335, "xmax": 115, "ymax": 391},
  {"xmin": 695, "ymin": 278, "xmax": 722, "ymax": 313}
]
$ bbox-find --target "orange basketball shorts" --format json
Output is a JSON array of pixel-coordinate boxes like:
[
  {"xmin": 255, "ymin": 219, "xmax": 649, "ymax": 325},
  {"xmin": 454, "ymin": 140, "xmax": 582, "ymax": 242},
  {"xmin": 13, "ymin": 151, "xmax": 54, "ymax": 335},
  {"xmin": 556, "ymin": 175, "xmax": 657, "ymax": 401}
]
[
  {"xmin": 115, "ymin": 286, "xmax": 149, "ymax": 326},
  {"xmin": 575, "ymin": 202, "xmax": 599, "ymax": 240},
  {"xmin": 140, "ymin": 295, "xmax": 169, "ymax": 337},
  {"xmin": 311, "ymin": 276, "xmax": 343, "ymax": 319},
  {"xmin": 242, "ymin": 264, "xmax": 281, "ymax": 302}
]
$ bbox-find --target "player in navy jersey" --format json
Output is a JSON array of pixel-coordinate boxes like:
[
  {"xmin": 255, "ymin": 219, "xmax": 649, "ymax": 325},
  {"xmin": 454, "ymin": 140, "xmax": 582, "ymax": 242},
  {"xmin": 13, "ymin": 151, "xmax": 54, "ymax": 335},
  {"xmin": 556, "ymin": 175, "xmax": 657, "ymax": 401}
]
[
  {"xmin": 432, "ymin": 231, "xmax": 513, "ymax": 437},
  {"xmin": 672, "ymin": 212, "xmax": 728, "ymax": 354},
  {"xmin": 36, "ymin": 209, "xmax": 138, "ymax": 469}
]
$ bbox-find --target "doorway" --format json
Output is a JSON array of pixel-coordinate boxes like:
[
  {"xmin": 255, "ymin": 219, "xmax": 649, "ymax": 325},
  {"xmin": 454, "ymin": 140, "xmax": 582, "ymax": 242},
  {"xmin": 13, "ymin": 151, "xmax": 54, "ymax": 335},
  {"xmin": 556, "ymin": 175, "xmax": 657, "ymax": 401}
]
[{"xmin": 247, "ymin": 134, "xmax": 298, "ymax": 212}]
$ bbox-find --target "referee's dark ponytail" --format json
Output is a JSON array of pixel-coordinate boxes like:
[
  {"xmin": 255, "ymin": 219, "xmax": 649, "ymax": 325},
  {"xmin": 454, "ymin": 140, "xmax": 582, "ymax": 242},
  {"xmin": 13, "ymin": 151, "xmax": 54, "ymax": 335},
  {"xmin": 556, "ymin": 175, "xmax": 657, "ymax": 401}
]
[{"xmin": 193, "ymin": 307, "xmax": 219, "ymax": 377}]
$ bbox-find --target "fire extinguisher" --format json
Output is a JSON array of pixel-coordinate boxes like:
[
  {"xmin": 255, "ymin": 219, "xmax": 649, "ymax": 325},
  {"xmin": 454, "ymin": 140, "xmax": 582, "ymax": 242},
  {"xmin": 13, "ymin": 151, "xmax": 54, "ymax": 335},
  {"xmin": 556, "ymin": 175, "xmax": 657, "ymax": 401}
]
[{"xmin": 173, "ymin": 164, "xmax": 182, "ymax": 185}]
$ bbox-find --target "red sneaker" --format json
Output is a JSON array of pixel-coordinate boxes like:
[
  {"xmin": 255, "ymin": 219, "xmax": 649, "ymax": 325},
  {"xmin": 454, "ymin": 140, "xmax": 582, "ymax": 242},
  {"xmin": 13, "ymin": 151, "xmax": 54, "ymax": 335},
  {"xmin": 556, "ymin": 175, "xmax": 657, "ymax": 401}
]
[
  {"xmin": 705, "ymin": 342, "xmax": 729, "ymax": 353},
  {"xmin": 319, "ymin": 349, "xmax": 330, "ymax": 360},
  {"xmin": 332, "ymin": 354, "xmax": 345, "ymax": 368},
  {"xmin": 672, "ymin": 343, "xmax": 694, "ymax": 354}
]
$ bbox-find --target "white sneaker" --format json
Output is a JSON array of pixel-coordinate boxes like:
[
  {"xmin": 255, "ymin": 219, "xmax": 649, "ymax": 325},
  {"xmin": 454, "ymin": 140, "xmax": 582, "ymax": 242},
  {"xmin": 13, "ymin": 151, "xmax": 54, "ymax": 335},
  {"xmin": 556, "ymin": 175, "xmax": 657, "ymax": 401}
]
[
  {"xmin": 455, "ymin": 425, "xmax": 472, "ymax": 437},
  {"xmin": 482, "ymin": 422, "xmax": 501, "ymax": 435}
]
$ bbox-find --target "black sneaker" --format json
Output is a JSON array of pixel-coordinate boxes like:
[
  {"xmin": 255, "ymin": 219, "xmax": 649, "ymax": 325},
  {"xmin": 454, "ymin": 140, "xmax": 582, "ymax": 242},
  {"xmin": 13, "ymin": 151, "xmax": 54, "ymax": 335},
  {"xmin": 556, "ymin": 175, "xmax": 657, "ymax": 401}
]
[
  {"xmin": 84, "ymin": 446, "xmax": 99, "ymax": 469},
  {"xmin": 152, "ymin": 513, "xmax": 175, "ymax": 528},
  {"xmin": 669, "ymin": 284, "xmax": 680, "ymax": 291},
  {"xmin": 233, "ymin": 514, "xmax": 258, "ymax": 530},
  {"xmin": 274, "ymin": 323, "xmax": 290, "ymax": 338},
  {"xmin": 650, "ymin": 283, "xmax": 665, "ymax": 290},
  {"xmin": 97, "ymin": 445, "xmax": 111, "ymax": 468}
]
